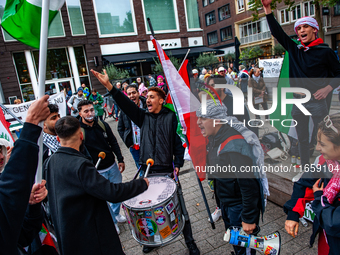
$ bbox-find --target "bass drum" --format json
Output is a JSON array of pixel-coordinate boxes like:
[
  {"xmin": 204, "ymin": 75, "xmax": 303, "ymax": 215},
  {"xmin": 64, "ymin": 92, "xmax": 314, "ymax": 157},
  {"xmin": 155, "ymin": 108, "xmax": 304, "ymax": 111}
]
[{"xmin": 122, "ymin": 176, "xmax": 184, "ymax": 247}]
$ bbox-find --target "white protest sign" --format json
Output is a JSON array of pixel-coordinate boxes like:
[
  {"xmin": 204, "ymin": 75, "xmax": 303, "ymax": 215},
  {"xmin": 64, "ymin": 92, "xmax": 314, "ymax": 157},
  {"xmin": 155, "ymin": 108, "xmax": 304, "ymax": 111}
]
[
  {"xmin": 259, "ymin": 58, "xmax": 284, "ymax": 78},
  {"xmin": 3, "ymin": 92, "xmax": 66, "ymax": 131}
]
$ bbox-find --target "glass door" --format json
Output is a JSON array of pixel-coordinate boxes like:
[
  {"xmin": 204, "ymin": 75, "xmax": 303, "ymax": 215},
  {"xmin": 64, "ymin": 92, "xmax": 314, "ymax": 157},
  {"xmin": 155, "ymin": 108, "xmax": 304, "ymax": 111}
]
[{"xmin": 45, "ymin": 78, "xmax": 75, "ymax": 95}]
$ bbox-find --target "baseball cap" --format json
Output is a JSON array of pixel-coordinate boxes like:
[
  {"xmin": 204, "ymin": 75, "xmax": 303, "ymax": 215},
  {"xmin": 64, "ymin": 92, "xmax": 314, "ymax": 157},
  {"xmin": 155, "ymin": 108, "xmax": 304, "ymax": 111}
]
[
  {"xmin": 218, "ymin": 67, "xmax": 225, "ymax": 72},
  {"xmin": 192, "ymin": 69, "xmax": 199, "ymax": 74}
]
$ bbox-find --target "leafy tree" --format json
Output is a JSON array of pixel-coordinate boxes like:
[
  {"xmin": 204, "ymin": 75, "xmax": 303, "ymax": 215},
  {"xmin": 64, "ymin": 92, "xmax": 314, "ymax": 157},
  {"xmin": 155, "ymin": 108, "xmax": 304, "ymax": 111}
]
[
  {"xmin": 249, "ymin": 0, "xmax": 339, "ymax": 40},
  {"xmin": 224, "ymin": 51, "xmax": 236, "ymax": 63},
  {"xmin": 195, "ymin": 53, "xmax": 219, "ymax": 67},
  {"xmin": 240, "ymin": 46, "xmax": 264, "ymax": 60},
  {"xmin": 153, "ymin": 53, "xmax": 181, "ymax": 74},
  {"xmin": 103, "ymin": 63, "xmax": 130, "ymax": 80},
  {"xmin": 274, "ymin": 43, "xmax": 285, "ymax": 55}
]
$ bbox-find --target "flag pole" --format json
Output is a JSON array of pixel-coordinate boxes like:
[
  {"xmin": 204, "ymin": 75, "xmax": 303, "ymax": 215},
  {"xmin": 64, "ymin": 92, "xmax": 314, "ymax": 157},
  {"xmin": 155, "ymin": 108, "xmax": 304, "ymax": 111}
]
[
  {"xmin": 178, "ymin": 49, "xmax": 190, "ymax": 71},
  {"xmin": 147, "ymin": 18, "xmax": 155, "ymax": 38},
  {"xmin": 36, "ymin": 0, "xmax": 50, "ymax": 183}
]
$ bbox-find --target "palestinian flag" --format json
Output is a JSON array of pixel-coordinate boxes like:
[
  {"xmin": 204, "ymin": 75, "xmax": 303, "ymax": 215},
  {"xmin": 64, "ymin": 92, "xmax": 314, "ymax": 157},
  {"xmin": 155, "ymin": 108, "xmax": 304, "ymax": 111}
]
[
  {"xmin": 1, "ymin": 0, "xmax": 65, "ymax": 48},
  {"xmin": 151, "ymin": 36, "xmax": 207, "ymax": 180},
  {"xmin": 0, "ymin": 108, "xmax": 14, "ymax": 146},
  {"xmin": 269, "ymin": 53, "xmax": 295, "ymax": 135}
]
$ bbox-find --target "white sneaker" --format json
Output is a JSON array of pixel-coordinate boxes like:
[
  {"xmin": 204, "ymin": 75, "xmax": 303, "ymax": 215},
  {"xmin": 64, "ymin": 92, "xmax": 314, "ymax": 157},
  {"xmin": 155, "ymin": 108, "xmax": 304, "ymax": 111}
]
[
  {"xmin": 115, "ymin": 223, "xmax": 120, "ymax": 235},
  {"xmin": 116, "ymin": 214, "xmax": 126, "ymax": 223},
  {"xmin": 208, "ymin": 207, "xmax": 221, "ymax": 223}
]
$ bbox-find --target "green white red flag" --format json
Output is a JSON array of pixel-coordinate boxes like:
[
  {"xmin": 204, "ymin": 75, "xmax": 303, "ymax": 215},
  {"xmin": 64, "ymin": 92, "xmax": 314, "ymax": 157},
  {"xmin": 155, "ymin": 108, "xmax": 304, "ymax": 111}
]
[
  {"xmin": 1, "ymin": 0, "xmax": 65, "ymax": 48},
  {"xmin": 151, "ymin": 36, "xmax": 207, "ymax": 180},
  {"xmin": 0, "ymin": 108, "xmax": 14, "ymax": 146}
]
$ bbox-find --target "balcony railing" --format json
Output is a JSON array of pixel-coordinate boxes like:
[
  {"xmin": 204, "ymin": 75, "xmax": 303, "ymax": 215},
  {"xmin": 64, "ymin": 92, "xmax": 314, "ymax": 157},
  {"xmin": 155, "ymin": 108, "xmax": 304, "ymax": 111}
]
[{"xmin": 240, "ymin": 31, "xmax": 271, "ymax": 44}]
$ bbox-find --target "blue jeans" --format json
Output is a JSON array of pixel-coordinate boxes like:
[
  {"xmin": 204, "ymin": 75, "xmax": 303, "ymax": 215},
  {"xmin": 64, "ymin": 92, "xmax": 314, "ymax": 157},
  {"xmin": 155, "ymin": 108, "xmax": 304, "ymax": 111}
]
[
  {"xmin": 292, "ymin": 98, "xmax": 328, "ymax": 168},
  {"xmin": 114, "ymin": 104, "xmax": 119, "ymax": 118},
  {"xmin": 129, "ymin": 147, "xmax": 140, "ymax": 169},
  {"xmin": 99, "ymin": 163, "xmax": 122, "ymax": 224},
  {"xmin": 220, "ymin": 203, "xmax": 256, "ymax": 255}
]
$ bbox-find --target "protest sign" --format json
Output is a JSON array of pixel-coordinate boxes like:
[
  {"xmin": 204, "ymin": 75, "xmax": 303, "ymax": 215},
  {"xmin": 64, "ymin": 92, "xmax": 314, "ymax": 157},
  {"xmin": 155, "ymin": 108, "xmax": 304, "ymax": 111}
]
[
  {"xmin": 259, "ymin": 58, "xmax": 283, "ymax": 78},
  {"xmin": 3, "ymin": 92, "xmax": 66, "ymax": 131}
]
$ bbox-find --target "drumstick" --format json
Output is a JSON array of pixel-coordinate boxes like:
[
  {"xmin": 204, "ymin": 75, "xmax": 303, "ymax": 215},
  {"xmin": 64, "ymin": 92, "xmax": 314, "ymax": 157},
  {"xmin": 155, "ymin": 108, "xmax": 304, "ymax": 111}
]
[
  {"xmin": 144, "ymin": 158, "xmax": 154, "ymax": 178},
  {"xmin": 95, "ymin": 152, "xmax": 106, "ymax": 169}
]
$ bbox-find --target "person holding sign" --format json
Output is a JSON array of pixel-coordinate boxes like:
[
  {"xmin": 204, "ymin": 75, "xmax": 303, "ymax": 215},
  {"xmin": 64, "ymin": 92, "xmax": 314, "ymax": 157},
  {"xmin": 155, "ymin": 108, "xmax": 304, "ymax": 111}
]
[
  {"xmin": 248, "ymin": 68, "xmax": 268, "ymax": 120},
  {"xmin": 262, "ymin": 0, "xmax": 340, "ymax": 171}
]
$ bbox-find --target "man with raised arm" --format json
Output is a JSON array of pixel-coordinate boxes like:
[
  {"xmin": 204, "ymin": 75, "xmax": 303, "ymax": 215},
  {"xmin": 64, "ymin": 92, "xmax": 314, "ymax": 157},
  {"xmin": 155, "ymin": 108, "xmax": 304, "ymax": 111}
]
[
  {"xmin": 262, "ymin": 0, "xmax": 340, "ymax": 169},
  {"xmin": 91, "ymin": 69, "xmax": 200, "ymax": 255},
  {"xmin": 262, "ymin": 0, "xmax": 340, "ymax": 240}
]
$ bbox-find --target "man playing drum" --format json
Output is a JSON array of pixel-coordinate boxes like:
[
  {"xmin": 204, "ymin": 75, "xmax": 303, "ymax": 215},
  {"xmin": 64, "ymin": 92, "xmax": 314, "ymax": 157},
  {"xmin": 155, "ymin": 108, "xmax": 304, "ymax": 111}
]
[
  {"xmin": 45, "ymin": 116, "xmax": 149, "ymax": 255},
  {"xmin": 91, "ymin": 69, "xmax": 200, "ymax": 255}
]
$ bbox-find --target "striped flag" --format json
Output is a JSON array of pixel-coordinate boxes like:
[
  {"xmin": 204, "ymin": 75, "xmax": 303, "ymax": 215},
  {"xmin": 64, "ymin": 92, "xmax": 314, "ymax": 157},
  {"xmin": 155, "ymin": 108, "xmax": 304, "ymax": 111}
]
[
  {"xmin": 151, "ymin": 36, "xmax": 201, "ymax": 136},
  {"xmin": 269, "ymin": 53, "xmax": 294, "ymax": 135},
  {"xmin": 151, "ymin": 36, "xmax": 207, "ymax": 179},
  {"xmin": 0, "ymin": 108, "xmax": 14, "ymax": 146},
  {"xmin": 269, "ymin": 51, "xmax": 313, "ymax": 140},
  {"xmin": 1, "ymin": 0, "xmax": 65, "ymax": 48}
]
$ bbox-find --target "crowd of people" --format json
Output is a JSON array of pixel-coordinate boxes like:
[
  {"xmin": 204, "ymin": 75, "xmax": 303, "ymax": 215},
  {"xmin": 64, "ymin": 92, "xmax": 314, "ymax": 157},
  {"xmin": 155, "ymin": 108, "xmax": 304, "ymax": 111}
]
[{"xmin": 3, "ymin": 0, "xmax": 340, "ymax": 254}]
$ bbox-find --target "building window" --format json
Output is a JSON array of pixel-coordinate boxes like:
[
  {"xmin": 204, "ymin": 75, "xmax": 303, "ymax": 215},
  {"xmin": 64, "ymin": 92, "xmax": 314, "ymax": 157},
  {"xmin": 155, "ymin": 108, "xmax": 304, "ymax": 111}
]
[
  {"xmin": 247, "ymin": 0, "xmax": 254, "ymax": 9},
  {"xmin": 303, "ymin": 1, "xmax": 315, "ymax": 16},
  {"xmin": 12, "ymin": 52, "xmax": 35, "ymax": 102},
  {"xmin": 220, "ymin": 26, "xmax": 232, "ymax": 41},
  {"xmin": 13, "ymin": 52, "xmax": 31, "ymax": 84},
  {"xmin": 239, "ymin": 17, "xmax": 270, "ymax": 44},
  {"xmin": 93, "ymin": 0, "xmax": 136, "ymax": 36},
  {"xmin": 203, "ymin": 0, "xmax": 207, "ymax": 7},
  {"xmin": 205, "ymin": 11, "xmax": 216, "ymax": 26},
  {"xmin": 207, "ymin": 31, "xmax": 218, "ymax": 45},
  {"xmin": 335, "ymin": 1, "xmax": 340, "ymax": 16},
  {"xmin": 0, "ymin": 0, "xmax": 64, "ymax": 41},
  {"xmin": 143, "ymin": 0, "xmax": 178, "ymax": 32},
  {"xmin": 74, "ymin": 46, "xmax": 88, "ymax": 76},
  {"xmin": 292, "ymin": 5, "xmax": 301, "ymax": 21},
  {"xmin": 48, "ymin": 11, "xmax": 65, "ymax": 37},
  {"xmin": 32, "ymin": 48, "xmax": 71, "ymax": 81},
  {"xmin": 185, "ymin": 0, "xmax": 200, "ymax": 29},
  {"xmin": 279, "ymin": 9, "xmax": 290, "ymax": 24},
  {"xmin": 66, "ymin": 0, "xmax": 86, "ymax": 36},
  {"xmin": 209, "ymin": 0, "xmax": 214, "ymax": 3},
  {"xmin": 218, "ymin": 4, "xmax": 231, "ymax": 21},
  {"xmin": 237, "ymin": 0, "xmax": 245, "ymax": 12}
]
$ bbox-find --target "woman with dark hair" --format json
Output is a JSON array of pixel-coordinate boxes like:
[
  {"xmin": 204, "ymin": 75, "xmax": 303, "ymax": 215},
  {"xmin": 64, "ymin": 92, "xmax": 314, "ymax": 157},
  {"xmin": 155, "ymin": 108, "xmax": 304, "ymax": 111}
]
[{"xmin": 284, "ymin": 114, "xmax": 340, "ymax": 254}]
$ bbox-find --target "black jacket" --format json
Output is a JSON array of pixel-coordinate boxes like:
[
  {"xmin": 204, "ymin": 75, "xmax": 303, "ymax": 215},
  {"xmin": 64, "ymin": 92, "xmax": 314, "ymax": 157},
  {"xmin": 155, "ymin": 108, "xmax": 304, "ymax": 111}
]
[
  {"xmin": 80, "ymin": 118, "xmax": 123, "ymax": 170},
  {"xmin": 266, "ymin": 13, "xmax": 340, "ymax": 93},
  {"xmin": 45, "ymin": 147, "xmax": 148, "ymax": 255},
  {"xmin": 207, "ymin": 124, "xmax": 261, "ymax": 224},
  {"xmin": 0, "ymin": 123, "xmax": 42, "ymax": 255},
  {"xmin": 17, "ymin": 204, "xmax": 44, "ymax": 252},
  {"xmin": 109, "ymin": 87, "xmax": 184, "ymax": 172},
  {"xmin": 118, "ymin": 96, "xmax": 147, "ymax": 148}
]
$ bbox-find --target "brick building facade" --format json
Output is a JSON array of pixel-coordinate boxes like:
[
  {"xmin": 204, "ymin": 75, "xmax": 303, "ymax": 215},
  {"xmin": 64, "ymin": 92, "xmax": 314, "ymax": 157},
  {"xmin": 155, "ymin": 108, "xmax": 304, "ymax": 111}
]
[{"xmin": 0, "ymin": 0, "xmax": 209, "ymax": 104}]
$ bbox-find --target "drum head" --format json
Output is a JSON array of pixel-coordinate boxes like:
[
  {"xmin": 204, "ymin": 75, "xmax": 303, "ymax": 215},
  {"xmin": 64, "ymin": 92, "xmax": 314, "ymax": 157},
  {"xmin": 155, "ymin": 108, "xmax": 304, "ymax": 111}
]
[{"xmin": 124, "ymin": 177, "xmax": 176, "ymax": 209}]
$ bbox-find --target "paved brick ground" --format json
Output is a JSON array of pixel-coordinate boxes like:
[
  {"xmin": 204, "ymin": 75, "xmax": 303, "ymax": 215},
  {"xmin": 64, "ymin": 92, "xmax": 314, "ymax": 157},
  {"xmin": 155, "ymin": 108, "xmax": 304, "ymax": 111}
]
[{"xmin": 105, "ymin": 117, "xmax": 318, "ymax": 255}]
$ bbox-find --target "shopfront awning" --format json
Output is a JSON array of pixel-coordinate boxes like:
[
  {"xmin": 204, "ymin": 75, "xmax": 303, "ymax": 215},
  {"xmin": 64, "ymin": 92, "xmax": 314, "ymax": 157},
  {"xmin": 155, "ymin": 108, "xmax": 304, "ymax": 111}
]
[{"xmin": 102, "ymin": 46, "xmax": 224, "ymax": 65}]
